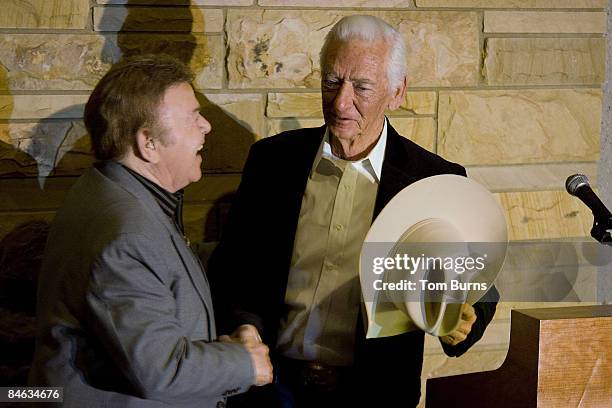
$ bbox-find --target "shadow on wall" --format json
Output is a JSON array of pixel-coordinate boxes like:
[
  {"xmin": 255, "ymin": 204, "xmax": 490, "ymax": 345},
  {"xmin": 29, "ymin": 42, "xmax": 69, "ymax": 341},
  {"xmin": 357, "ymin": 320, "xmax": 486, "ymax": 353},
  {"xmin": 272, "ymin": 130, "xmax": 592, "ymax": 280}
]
[{"xmin": 0, "ymin": 220, "xmax": 49, "ymax": 386}]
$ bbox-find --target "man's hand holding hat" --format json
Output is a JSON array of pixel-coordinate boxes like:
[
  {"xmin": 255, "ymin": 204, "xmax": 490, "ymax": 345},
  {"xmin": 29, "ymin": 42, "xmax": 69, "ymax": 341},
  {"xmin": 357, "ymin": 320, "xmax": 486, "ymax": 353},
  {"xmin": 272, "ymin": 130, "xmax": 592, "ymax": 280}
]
[{"xmin": 440, "ymin": 303, "xmax": 477, "ymax": 346}]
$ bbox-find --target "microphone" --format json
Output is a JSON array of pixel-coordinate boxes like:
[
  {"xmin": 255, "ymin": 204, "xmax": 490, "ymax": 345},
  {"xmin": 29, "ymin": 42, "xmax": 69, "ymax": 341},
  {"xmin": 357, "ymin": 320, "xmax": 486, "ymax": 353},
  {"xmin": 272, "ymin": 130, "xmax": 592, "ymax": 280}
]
[
  {"xmin": 565, "ymin": 174, "xmax": 612, "ymax": 222},
  {"xmin": 566, "ymin": 174, "xmax": 612, "ymax": 245}
]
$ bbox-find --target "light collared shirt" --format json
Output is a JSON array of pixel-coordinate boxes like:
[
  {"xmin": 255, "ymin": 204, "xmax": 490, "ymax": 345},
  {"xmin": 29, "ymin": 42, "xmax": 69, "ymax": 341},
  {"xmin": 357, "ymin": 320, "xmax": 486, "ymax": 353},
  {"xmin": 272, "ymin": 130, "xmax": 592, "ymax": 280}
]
[{"xmin": 276, "ymin": 120, "xmax": 388, "ymax": 366}]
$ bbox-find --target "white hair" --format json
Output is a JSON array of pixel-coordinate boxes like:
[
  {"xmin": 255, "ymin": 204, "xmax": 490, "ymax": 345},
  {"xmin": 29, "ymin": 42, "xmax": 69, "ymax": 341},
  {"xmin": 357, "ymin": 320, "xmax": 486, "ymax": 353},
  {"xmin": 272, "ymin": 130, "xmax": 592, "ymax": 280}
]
[{"xmin": 319, "ymin": 15, "xmax": 407, "ymax": 91}]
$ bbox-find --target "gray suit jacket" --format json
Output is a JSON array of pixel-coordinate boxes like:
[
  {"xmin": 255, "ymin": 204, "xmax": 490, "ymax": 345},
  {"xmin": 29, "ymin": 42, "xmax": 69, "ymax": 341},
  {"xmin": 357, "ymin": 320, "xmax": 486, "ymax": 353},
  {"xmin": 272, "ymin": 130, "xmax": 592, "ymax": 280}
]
[{"xmin": 29, "ymin": 161, "xmax": 253, "ymax": 408}]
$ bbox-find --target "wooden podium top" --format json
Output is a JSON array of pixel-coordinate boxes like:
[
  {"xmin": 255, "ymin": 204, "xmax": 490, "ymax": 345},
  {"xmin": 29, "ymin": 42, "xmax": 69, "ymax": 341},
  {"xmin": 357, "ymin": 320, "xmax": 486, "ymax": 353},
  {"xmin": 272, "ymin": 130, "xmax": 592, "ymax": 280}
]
[
  {"xmin": 426, "ymin": 305, "xmax": 612, "ymax": 408},
  {"xmin": 516, "ymin": 304, "xmax": 612, "ymax": 320}
]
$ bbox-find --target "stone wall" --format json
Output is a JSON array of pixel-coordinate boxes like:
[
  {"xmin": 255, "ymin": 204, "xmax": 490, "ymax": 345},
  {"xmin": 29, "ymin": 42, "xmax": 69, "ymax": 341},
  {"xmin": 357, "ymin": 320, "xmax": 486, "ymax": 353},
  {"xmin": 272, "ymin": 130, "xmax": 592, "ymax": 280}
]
[{"xmin": 0, "ymin": 0, "xmax": 607, "ymax": 405}]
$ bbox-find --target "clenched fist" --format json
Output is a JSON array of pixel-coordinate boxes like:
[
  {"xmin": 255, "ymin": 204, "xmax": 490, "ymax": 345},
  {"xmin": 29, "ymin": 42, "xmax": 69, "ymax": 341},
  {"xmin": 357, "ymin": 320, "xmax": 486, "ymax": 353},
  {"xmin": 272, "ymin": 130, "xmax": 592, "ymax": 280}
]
[{"xmin": 219, "ymin": 325, "xmax": 273, "ymax": 386}]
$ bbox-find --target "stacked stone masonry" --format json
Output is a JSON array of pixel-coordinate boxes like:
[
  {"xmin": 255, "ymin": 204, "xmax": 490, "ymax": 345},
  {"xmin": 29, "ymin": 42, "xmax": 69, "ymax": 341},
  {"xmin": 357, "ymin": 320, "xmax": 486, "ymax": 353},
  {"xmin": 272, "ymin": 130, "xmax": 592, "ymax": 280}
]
[{"xmin": 0, "ymin": 1, "xmax": 607, "ymax": 407}]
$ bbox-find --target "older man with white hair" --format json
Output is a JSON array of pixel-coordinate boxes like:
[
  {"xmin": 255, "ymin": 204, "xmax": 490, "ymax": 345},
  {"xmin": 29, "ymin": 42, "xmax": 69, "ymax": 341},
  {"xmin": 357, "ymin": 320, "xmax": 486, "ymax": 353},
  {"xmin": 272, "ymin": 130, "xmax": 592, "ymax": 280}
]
[{"xmin": 209, "ymin": 15, "xmax": 498, "ymax": 407}]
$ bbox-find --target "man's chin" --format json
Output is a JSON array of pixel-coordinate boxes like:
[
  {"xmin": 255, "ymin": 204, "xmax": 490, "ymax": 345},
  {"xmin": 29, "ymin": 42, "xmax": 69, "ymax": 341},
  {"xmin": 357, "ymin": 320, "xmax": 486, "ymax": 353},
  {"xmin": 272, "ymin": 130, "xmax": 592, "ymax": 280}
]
[{"xmin": 328, "ymin": 125, "xmax": 358, "ymax": 141}]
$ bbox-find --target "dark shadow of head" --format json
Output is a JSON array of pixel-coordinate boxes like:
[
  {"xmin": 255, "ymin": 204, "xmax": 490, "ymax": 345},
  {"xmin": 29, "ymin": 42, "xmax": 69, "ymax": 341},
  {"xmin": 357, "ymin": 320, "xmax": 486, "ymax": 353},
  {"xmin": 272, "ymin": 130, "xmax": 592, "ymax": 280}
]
[{"xmin": 101, "ymin": 0, "xmax": 197, "ymax": 65}]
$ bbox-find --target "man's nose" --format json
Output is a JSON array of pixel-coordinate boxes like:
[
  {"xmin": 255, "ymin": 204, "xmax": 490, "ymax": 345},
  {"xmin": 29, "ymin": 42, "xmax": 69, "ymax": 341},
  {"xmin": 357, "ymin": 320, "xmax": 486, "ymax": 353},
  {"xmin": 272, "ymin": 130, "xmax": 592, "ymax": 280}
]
[
  {"xmin": 333, "ymin": 82, "xmax": 353, "ymax": 112},
  {"xmin": 199, "ymin": 114, "xmax": 212, "ymax": 135}
]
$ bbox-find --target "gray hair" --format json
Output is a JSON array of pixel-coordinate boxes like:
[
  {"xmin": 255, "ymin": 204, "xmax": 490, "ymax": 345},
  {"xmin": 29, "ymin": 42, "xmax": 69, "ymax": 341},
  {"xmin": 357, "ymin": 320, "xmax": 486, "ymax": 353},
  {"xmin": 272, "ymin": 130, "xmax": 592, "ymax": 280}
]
[{"xmin": 319, "ymin": 15, "xmax": 407, "ymax": 91}]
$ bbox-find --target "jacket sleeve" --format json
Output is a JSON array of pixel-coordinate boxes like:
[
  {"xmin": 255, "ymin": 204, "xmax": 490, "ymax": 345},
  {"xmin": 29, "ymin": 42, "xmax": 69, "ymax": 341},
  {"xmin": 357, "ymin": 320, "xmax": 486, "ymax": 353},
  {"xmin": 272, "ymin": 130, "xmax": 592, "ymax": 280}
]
[{"xmin": 86, "ymin": 232, "xmax": 255, "ymax": 404}]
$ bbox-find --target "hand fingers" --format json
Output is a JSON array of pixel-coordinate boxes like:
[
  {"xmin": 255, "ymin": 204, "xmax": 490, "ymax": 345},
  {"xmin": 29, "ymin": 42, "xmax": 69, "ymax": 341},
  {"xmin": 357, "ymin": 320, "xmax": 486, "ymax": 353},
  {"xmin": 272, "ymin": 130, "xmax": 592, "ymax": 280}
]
[
  {"xmin": 238, "ymin": 324, "xmax": 262, "ymax": 342},
  {"xmin": 442, "ymin": 317, "xmax": 474, "ymax": 346},
  {"xmin": 455, "ymin": 321, "xmax": 473, "ymax": 336},
  {"xmin": 257, "ymin": 359, "xmax": 274, "ymax": 386},
  {"xmin": 218, "ymin": 335, "xmax": 232, "ymax": 343},
  {"xmin": 249, "ymin": 342, "xmax": 273, "ymax": 386},
  {"xmin": 461, "ymin": 303, "xmax": 477, "ymax": 323},
  {"xmin": 441, "ymin": 330, "xmax": 467, "ymax": 346}
]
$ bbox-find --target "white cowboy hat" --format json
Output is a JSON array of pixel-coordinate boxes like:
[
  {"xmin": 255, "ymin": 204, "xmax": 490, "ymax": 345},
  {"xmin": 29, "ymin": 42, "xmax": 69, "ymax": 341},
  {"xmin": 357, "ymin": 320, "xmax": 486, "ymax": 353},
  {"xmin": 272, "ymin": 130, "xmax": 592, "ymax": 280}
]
[{"xmin": 359, "ymin": 174, "xmax": 508, "ymax": 338}]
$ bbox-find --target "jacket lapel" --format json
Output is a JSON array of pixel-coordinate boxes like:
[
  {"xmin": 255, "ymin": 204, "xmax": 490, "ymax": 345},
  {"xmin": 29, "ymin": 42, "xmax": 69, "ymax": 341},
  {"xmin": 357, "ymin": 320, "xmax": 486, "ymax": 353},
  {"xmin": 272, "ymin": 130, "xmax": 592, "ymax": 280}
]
[
  {"xmin": 168, "ymin": 234, "xmax": 215, "ymax": 337},
  {"xmin": 97, "ymin": 161, "xmax": 215, "ymax": 331},
  {"xmin": 374, "ymin": 123, "xmax": 431, "ymax": 218}
]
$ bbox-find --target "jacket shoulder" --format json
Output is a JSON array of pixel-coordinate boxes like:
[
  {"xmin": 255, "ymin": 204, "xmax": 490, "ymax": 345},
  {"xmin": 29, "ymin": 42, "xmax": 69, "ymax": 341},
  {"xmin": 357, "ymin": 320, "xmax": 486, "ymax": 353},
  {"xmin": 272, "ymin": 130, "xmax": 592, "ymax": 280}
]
[
  {"xmin": 58, "ymin": 168, "xmax": 162, "ymax": 240},
  {"xmin": 251, "ymin": 126, "xmax": 324, "ymax": 153}
]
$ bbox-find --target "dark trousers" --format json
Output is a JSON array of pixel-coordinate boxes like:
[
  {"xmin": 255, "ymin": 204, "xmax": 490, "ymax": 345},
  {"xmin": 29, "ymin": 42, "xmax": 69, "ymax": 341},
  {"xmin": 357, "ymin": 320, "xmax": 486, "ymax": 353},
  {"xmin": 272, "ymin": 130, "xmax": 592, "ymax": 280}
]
[
  {"xmin": 227, "ymin": 357, "xmax": 358, "ymax": 408},
  {"xmin": 274, "ymin": 357, "xmax": 356, "ymax": 408}
]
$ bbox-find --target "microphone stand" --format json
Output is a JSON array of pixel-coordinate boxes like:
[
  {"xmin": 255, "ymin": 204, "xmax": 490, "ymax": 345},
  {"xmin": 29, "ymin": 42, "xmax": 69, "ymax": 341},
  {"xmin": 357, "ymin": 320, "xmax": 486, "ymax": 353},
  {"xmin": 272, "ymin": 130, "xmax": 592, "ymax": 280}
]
[{"xmin": 591, "ymin": 217, "xmax": 612, "ymax": 246}]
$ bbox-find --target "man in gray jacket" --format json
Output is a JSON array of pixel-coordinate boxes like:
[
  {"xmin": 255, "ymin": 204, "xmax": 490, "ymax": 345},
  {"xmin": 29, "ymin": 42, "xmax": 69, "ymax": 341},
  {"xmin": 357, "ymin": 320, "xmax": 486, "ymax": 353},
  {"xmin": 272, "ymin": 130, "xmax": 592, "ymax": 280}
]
[{"xmin": 29, "ymin": 55, "xmax": 272, "ymax": 408}]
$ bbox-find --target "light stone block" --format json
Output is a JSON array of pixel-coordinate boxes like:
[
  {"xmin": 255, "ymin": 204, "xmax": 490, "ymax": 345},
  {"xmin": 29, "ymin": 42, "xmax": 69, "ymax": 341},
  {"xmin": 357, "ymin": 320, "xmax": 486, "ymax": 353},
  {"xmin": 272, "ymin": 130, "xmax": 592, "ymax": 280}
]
[
  {"xmin": 429, "ymin": 349, "xmax": 508, "ymax": 378},
  {"xmin": 0, "ymin": 34, "xmax": 223, "ymax": 91},
  {"xmin": 0, "ymin": 95, "xmax": 87, "ymax": 120},
  {"xmin": 404, "ymin": 92, "xmax": 437, "ymax": 116},
  {"xmin": 484, "ymin": 11, "xmax": 606, "ymax": 34},
  {"xmin": 266, "ymin": 93, "xmax": 323, "ymax": 118},
  {"xmin": 266, "ymin": 91, "xmax": 436, "ymax": 118},
  {"xmin": 0, "ymin": 134, "xmax": 39, "ymax": 179},
  {"xmin": 416, "ymin": 0, "xmax": 606, "ymax": 7},
  {"xmin": 0, "ymin": 0, "xmax": 89, "ymax": 29},
  {"xmin": 437, "ymin": 90, "xmax": 601, "ymax": 166},
  {"xmin": 484, "ymin": 38, "xmax": 605, "ymax": 86},
  {"xmin": 494, "ymin": 302, "xmax": 598, "ymax": 321},
  {"xmin": 388, "ymin": 118, "xmax": 436, "ymax": 151},
  {"xmin": 267, "ymin": 118, "xmax": 325, "ymax": 138},
  {"xmin": 116, "ymin": 34, "xmax": 224, "ymax": 90},
  {"xmin": 94, "ymin": 7, "xmax": 224, "ymax": 33},
  {"xmin": 498, "ymin": 242, "xmax": 600, "ymax": 302},
  {"xmin": 258, "ymin": 0, "xmax": 414, "ymax": 6},
  {"xmin": 227, "ymin": 10, "xmax": 479, "ymax": 88},
  {"xmin": 0, "ymin": 122, "xmax": 91, "ymax": 179},
  {"xmin": 0, "ymin": 35, "xmax": 112, "ymax": 91},
  {"xmin": 199, "ymin": 93, "xmax": 265, "ymax": 172},
  {"xmin": 467, "ymin": 163, "xmax": 598, "ymax": 193},
  {"xmin": 495, "ymin": 190, "xmax": 593, "ymax": 240},
  {"xmin": 424, "ymin": 319, "xmax": 511, "ymax": 352},
  {"xmin": 98, "ymin": 0, "xmax": 251, "ymax": 4}
]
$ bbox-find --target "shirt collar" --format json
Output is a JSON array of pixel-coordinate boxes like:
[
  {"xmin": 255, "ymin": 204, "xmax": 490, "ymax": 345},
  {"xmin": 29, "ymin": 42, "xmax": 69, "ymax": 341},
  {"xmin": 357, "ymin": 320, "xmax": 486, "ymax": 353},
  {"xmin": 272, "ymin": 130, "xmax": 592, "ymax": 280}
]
[
  {"xmin": 312, "ymin": 118, "xmax": 387, "ymax": 183},
  {"xmin": 121, "ymin": 164, "xmax": 185, "ymax": 233}
]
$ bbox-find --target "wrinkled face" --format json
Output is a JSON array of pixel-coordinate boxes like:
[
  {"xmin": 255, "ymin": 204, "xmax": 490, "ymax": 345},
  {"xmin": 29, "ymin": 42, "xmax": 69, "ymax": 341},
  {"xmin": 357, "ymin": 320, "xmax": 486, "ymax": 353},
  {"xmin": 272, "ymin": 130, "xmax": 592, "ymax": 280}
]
[
  {"xmin": 321, "ymin": 39, "xmax": 398, "ymax": 148},
  {"xmin": 155, "ymin": 82, "xmax": 211, "ymax": 192}
]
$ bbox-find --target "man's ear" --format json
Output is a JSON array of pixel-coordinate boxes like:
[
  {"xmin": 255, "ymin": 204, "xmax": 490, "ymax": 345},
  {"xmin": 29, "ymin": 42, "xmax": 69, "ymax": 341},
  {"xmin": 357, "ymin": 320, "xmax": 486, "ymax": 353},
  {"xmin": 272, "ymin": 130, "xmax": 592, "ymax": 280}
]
[
  {"xmin": 388, "ymin": 76, "xmax": 408, "ymax": 111},
  {"xmin": 135, "ymin": 128, "xmax": 160, "ymax": 164}
]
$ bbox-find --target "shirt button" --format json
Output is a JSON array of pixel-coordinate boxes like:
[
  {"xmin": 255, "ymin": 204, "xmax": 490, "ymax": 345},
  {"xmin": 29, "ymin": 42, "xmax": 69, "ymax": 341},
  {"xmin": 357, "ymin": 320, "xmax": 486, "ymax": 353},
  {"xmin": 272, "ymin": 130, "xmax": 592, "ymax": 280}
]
[
  {"xmin": 343, "ymin": 184, "xmax": 351, "ymax": 191},
  {"xmin": 335, "ymin": 224, "xmax": 343, "ymax": 231}
]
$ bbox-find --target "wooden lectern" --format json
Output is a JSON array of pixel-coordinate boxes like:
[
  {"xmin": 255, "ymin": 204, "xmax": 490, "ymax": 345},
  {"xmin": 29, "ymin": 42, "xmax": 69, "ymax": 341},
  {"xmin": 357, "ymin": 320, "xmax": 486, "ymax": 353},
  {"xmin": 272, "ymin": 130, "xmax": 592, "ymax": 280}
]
[{"xmin": 426, "ymin": 305, "xmax": 612, "ymax": 407}]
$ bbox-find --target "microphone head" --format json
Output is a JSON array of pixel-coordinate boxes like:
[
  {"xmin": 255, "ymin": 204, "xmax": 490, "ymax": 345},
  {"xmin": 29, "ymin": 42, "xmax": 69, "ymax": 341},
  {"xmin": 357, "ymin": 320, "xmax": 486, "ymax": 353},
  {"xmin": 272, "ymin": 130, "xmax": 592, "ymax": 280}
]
[{"xmin": 566, "ymin": 174, "xmax": 590, "ymax": 196}]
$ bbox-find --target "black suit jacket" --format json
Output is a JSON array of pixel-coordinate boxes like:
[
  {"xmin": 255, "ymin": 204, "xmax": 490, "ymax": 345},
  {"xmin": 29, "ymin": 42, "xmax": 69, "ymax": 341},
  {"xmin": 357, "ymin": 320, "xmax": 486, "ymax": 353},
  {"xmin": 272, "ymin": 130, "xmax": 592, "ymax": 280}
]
[{"xmin": 209, "ymin": 124, "xmax": 498, "ymax": 407}]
